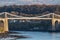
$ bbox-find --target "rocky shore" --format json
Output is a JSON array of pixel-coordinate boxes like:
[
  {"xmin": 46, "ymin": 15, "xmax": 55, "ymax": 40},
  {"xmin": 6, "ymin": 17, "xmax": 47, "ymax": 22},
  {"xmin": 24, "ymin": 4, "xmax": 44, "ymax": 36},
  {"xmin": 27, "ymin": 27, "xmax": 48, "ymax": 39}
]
[{"xmin": 0, "ymin": 32, "xmax": 28, "ymax": 39}]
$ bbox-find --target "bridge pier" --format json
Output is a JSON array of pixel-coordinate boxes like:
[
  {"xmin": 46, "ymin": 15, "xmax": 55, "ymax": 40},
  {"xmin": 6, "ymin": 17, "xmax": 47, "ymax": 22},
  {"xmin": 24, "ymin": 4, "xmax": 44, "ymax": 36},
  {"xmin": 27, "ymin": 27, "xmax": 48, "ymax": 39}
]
[
  {"xmin": 4, "ymin": 12, "xmax": 9, "ymax": 33},
  {"xmin": 4, "ymin": 18, "xmax": 8, "ymax": 33},
  {"xmin": 52, "ymin": 19, "xmax": 56, "ymax": 31},
  {"xmin": 52, "ymin": 13, "xmax": 56, "ymax": 31}
]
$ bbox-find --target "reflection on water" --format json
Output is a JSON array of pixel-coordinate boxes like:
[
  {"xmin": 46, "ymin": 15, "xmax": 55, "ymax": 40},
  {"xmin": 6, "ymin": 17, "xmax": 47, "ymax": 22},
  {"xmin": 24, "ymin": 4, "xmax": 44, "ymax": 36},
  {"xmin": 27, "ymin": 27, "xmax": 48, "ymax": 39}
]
[
  {"xmin": 12, "ymin": 31, "xmax": 60, "ymax": 40},
  {"xmin": 1, "ymin": 31, "xmax": 60, "ymax": 40}
]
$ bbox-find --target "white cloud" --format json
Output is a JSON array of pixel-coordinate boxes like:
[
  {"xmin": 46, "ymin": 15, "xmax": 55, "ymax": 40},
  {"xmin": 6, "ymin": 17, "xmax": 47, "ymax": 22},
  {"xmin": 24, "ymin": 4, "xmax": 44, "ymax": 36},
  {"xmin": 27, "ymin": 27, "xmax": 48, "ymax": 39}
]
[
  {"xmin": 32, "ymin": 0, "xmax": 60, "ymax": 5},
  {"xmin": 18, "ymin": 0, "xmax": 32, "ymax": 2},
  {"xmin": 0, "ymin": 0, "xmax": 60, "ymax": 6}
]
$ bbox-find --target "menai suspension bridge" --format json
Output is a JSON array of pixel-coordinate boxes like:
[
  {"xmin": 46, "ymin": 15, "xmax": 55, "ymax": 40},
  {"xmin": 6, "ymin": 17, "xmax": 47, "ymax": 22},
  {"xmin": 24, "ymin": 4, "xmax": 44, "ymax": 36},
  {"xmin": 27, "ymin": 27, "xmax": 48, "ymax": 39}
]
[{"xmin": 0, "ymin": 12, "xmax": 60, "ymax": 33}]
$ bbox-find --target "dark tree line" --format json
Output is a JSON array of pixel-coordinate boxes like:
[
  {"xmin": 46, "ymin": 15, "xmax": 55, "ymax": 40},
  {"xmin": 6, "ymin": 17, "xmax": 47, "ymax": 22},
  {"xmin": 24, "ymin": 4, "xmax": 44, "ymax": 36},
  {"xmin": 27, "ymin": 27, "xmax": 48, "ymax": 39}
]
[{"xmin": 0, "ymin": 5, "xmax": 60, "ymax": 14}]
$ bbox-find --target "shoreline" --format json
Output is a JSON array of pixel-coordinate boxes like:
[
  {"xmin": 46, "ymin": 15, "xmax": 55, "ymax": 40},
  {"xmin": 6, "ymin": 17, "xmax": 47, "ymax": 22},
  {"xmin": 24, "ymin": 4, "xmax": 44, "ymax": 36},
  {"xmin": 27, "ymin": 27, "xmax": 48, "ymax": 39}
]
[
  {"xmin": 0, "ymin": 32, "xmax": 29, "ymax": 39},
  {"xmin": 11, "ymin": 30, "xmax": 60, "ymax": 33}
]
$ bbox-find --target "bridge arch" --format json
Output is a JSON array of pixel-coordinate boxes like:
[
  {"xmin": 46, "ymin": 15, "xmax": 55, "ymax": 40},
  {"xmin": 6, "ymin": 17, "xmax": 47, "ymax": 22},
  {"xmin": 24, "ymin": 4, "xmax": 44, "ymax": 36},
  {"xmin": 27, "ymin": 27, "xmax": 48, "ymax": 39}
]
[
  {"xmin": 0, "ymin": 19, "xmax": 5, "ymax": 33},
  {"xmin": 55, "ymin": 19, "xmax": 60, "ymax": 31},
  {"xmin": 55, "ymin": 20, "xmax": 59, "ymax": 27}
]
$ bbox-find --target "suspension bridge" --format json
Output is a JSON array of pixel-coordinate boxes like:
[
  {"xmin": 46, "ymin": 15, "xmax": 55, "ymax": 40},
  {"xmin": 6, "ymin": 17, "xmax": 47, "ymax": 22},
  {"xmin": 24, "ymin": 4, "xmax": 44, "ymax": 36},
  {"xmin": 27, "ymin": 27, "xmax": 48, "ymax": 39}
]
[{"xmin": 0, "ymin": 12, "xmax": 60, "ymax": 33}]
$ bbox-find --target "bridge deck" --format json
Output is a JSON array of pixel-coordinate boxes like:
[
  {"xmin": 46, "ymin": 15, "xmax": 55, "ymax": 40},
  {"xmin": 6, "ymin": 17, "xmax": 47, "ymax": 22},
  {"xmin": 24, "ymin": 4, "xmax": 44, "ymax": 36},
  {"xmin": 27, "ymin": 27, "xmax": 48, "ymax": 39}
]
[{"xmin": 8, "ymin": 18, "xmax": 52, "ymax": 20}]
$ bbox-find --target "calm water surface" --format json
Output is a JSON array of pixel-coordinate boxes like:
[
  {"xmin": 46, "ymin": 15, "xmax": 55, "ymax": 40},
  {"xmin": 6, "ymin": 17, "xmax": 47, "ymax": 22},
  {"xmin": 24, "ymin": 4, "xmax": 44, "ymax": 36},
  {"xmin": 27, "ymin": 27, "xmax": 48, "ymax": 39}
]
[
  {"xmin": 12, "ymin": 31, "xmax": 60, "ymax": 40},
  {"xmin": 1, "ymin": 31, "xmax": 60, "ymax": 40}
]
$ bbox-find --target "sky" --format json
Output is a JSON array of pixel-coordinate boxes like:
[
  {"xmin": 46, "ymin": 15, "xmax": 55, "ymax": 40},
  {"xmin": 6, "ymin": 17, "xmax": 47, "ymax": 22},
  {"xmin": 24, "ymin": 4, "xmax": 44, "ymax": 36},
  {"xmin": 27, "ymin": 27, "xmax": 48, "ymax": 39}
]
[{"xmin": 0, "ymin": 0, "xmax": 60, "ymax": 6}]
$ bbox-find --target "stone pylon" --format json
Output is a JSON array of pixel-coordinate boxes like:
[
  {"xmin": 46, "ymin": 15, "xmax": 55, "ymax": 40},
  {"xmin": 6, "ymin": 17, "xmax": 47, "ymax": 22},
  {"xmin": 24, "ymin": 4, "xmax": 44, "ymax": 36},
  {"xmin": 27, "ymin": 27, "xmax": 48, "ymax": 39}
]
[
  {"xmin": 4, "ymin": 13, "xmax": 8, "ymax": 33},
  {"xmin": 52, "ymin": 13, "xmax": 56, "ymax": 31}
]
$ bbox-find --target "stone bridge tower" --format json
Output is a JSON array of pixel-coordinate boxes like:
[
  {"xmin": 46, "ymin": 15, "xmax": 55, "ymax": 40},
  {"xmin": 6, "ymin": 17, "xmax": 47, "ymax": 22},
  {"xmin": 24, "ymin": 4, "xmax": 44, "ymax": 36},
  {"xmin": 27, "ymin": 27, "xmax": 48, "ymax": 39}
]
[{"xmin": 4, "ymin": 12, "xmax": 8, "ymax": 33}]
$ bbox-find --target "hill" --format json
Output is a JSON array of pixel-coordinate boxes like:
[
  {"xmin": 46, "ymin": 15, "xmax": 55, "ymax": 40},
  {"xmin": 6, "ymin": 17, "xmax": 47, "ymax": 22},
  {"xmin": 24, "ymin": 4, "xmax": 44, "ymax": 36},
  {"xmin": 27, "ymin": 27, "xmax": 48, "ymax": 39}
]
[{"xmin": 0, "ymin": 5, "xmax": 60, "ymax": 15}]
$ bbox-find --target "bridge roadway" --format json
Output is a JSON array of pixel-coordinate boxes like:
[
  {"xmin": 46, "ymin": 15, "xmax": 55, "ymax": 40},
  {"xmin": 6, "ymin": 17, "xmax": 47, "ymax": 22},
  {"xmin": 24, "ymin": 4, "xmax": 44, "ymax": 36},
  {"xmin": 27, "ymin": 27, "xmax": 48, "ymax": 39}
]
[{"xmin": 7, "ymin": 17, "xmax": 52, "ymax": 20}]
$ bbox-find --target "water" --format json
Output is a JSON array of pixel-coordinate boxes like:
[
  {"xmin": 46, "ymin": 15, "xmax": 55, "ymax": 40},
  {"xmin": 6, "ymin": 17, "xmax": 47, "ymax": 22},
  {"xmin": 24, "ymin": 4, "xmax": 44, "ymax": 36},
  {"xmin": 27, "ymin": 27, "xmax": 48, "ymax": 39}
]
[{"xmin": 1, "ymin": 31, "xmax": 60, "ymax": 40}]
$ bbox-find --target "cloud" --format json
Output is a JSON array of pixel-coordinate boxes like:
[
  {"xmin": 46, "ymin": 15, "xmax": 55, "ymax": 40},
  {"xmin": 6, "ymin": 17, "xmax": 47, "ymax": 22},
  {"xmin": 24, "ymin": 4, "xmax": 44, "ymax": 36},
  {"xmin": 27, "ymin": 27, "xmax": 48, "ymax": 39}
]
[
  {"xmin": 0, "ymin": 0, "xmax": 33, "ymax": 5},
  {"xmin": 32, "ymin": 0, "xmax": 60, "ymax": 5},
  {"xmin": 0, "ymin": 1, "xmax": 16, "ymax": 6},
  {"xmin": 0, "ymin": 0, "xmax": 60, "ymax": 6}
]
